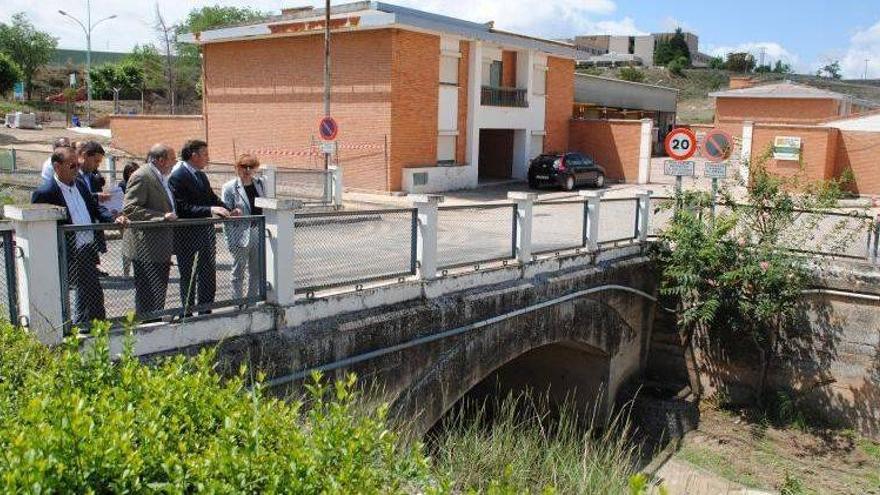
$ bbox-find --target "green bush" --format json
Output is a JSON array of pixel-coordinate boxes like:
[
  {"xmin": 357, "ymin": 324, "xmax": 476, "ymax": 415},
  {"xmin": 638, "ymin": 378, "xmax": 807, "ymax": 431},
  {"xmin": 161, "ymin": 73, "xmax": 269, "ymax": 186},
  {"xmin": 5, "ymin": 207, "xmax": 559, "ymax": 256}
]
[
  {"xmin": 618, "ymin": 67, "xmax": 646, "ymax": 83},
  {"xmin": 667, "ymin": 56, "xmax": 688, "ymax": 77},
  {"xmin": 0, "ymin": 322, "xmax": 436, "ymax": 493}
]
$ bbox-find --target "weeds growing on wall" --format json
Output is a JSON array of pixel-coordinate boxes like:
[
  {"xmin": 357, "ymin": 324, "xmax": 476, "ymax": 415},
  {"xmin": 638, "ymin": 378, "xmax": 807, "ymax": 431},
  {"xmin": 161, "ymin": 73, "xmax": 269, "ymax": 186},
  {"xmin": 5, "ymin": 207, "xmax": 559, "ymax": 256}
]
[{"xmin": 652, "ymin": 152, "xmax": 869, "ymax": 407}]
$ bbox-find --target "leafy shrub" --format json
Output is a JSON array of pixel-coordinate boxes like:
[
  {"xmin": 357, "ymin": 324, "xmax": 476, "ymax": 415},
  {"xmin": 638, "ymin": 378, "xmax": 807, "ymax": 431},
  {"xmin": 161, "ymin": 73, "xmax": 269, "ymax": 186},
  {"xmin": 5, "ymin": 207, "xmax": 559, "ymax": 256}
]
[
  {"xmin": 618, "ymin": 67, "xmax": 646, "ymax": 83},
  {"xmin": 0, "ymin": 322, "xmax": 436, "ymax": 493},
  {"xmin": 668, "ymin": 56, "xmax": 688, "ymax": 77}
]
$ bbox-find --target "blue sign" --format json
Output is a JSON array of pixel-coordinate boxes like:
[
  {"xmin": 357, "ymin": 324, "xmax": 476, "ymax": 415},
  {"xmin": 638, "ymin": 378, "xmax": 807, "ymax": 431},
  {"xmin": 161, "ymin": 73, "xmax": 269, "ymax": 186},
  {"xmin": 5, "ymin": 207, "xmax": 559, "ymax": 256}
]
[{"xmin": 12, "ymin": 82, "xmax": 24, "ymax": 101}]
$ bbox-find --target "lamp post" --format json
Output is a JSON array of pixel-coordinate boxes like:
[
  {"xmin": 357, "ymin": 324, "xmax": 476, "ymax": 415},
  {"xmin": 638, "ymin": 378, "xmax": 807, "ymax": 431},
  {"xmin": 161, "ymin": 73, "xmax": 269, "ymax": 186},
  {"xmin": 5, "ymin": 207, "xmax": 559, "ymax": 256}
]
[{"xmin": 59, "ymin": 1, "xmax": 116, "ymax": 126}]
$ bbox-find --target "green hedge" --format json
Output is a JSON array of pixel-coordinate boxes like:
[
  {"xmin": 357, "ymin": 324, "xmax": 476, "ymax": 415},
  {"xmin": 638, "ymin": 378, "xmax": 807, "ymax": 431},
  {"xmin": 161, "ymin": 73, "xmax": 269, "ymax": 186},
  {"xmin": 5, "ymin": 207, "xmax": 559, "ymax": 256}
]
[{"xmin": 0, "ymin": 322, "xmax": 437, "ymax": 493}]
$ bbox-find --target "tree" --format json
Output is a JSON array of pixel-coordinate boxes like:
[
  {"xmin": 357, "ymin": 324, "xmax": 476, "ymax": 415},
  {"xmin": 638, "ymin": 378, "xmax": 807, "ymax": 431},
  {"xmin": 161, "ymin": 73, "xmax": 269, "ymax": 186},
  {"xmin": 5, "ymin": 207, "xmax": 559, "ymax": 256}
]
[
  {"xmin": 708, "ymin": 56, "xmax": 725, "ymax": 70},
  {"xmin": 654, "ymin": 28, "xmax": 691, "ymax": 67},
  {"xmin": 653, "ymin": 153, "xmax": 861, "ymax": 406},
  {"xmin": 88, "ymin": 62, "xmax": 145, "ymax": 100},
  {"xmin": 724, "ymin": 52, "xmax": 756, "ymax": 73},
  {"xmin": 618, "ymin": 66, "xmax": 645, "ymax": 83},
  {"xmin": 773, "ymin": 60, "xmax": 792, "ymax": 74},
  {"xmin": 154, "ymin": 4, "xmax": 177, "ymax": 114},
  {"xmin": 0, "ymin": 52, "xmax": 22, "ymax": 96},
  {"xmin": 0, "ymin": 13, "xmax": 58, "ymax": 100},
  {"xmin": 817, "ymin": 60, "xmax": 842, "ymax": 80}
]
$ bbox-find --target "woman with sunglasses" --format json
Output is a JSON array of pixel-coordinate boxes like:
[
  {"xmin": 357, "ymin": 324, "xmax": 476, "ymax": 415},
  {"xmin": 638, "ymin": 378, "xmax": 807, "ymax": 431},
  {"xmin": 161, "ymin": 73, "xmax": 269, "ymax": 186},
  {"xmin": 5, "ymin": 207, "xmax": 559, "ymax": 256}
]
[{"xmin": 221, "ymin": 154, "xmax": 266, "ymax": 302}]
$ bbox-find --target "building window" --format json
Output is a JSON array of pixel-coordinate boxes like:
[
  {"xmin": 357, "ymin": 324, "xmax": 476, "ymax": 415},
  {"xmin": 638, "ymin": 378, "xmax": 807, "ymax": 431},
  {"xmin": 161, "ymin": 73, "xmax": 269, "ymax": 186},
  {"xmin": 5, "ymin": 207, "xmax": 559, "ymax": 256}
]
[
  {"xmin": 489, "ymin": 60, "xmax": 503, "ymax": 87},
  {"xmin": 437, "ymin": 135, "xmax": 456, "ymax": 164},
  {"xmin": 440, "ymin": 54, "xmax": 459, "ymax": 85},
  {"xmin": 532, "ymin": 66, "xmax": 546, "ymax": 96}
]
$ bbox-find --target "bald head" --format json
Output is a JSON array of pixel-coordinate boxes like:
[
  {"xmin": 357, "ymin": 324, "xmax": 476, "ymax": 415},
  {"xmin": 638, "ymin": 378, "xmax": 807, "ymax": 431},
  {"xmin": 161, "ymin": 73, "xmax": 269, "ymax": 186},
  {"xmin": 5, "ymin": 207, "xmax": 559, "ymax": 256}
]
[{"xmin": 147, "ymin": 144, "xmax": 176, "ymax": 175}]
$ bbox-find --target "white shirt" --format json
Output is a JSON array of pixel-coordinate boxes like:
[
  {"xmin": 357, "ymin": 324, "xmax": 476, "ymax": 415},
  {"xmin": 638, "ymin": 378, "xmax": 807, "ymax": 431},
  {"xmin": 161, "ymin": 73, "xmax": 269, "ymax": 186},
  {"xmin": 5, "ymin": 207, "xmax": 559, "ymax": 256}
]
[
  {"xmin": 41, "ymin": 158, "xmax": 54, "ymax": 183},
  {"xmin": 149, "ymin": 162, "xmax": 176, "ymax": 213},
  {"xmin": 55, "ymin": 176, "xmax": 94, "ymax": 248}
]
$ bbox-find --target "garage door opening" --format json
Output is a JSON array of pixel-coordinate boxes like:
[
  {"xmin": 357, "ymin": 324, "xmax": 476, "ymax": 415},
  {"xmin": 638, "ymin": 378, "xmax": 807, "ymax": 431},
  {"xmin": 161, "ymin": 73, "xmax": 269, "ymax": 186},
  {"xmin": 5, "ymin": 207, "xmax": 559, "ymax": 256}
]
[{"xmin": 478, "ymin": 129, "xmax": 515, "ymax": 182}]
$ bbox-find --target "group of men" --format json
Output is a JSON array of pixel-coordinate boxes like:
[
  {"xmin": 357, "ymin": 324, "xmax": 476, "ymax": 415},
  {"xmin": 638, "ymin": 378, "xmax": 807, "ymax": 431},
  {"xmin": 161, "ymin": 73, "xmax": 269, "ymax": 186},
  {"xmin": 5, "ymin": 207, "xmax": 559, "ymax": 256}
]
[{"xmin": 32, "ymin": 138, "xmax": 239, "ymax": 328}]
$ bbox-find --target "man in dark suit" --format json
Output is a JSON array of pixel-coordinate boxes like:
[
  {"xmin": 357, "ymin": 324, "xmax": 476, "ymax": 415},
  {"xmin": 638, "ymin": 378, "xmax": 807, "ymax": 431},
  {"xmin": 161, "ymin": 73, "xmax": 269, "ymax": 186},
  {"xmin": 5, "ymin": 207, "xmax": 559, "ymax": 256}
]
[
  {"xmin": 168, "ymin": 139, "xmax": 237, "ymax": 314},
  {"xmin": 32, "ymin": 147, "xmax": 128, "ymax": 329}
]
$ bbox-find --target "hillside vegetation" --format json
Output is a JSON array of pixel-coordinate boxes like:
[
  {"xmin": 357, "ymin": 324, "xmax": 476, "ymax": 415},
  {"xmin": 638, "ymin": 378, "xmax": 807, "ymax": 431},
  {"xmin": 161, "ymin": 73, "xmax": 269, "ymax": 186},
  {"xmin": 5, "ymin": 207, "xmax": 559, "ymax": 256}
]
[{"xmin": 578, "ymin": 67, "xmax": 880, "ymax": 124}]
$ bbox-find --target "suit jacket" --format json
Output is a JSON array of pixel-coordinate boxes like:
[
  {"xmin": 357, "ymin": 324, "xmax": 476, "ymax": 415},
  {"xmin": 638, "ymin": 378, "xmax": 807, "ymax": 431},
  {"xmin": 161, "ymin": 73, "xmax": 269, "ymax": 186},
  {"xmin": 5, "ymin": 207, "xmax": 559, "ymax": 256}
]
[
  {"xmin": 31, "ymin": 178, "xmax": 113, "ymax": 254},
  {"xmin": 122, "ymin": 165, "xmax": 175, "ymax": 263},
  {"xmin": 168, "ymin": 163, "xmax": 225, "ymax": 251},
  {"xmin": 221, "ymin": 177, "xmax": 265, "ymax": 249}
]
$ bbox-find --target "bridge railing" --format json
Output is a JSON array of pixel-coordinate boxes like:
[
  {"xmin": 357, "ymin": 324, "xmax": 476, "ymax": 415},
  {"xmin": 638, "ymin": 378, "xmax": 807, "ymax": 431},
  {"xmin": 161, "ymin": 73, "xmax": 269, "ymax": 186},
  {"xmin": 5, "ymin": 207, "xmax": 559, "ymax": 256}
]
[
  {"xmin": 292, "ymin": 208, "xmax": 417, "ymax": 294},
  {"xmin": 56, "ymin": 216, "xmax": 266, "ymax": 334}
]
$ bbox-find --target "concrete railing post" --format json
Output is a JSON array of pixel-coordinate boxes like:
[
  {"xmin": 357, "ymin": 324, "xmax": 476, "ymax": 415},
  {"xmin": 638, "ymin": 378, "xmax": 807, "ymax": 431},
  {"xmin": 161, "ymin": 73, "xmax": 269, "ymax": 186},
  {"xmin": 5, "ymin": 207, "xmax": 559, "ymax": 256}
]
[
  {"xmin": 4, "ymin": 204, "xmax": 66, "ymax": 345},
  {"xmin": 410, "ymin": 194, "xmax": 443, "ymax": 280},
  {"xmin": 255, "ymin": 197, "xmax": 302, "ymax": 306},
  {"xmin": 262, "ymin": 166, "xmax": 277, "ymax": 198},
  {"xmin": 741, "ymin": 120, "xmax": 754, "ymax": 184},
  {"xmin": 580, "ymin": 190, "xmax": 604, "ymax": 252},
  {"xmin": 329, "ymin": 165, "xmax": 343, "ymax": 209},
  {"xmin": 104, "ymin": 153, "xmax": 117, "ymax": 178},
  {"xmin": 508, "ymin": 191, "xmax": 537, "ymax": 263},
  {"xmin": 635, "ymin": 189, "xmax": 653, "ymax": 243},
  {"xmin": 638, "ymin": 118, "xmax": 653, "ymax": 185}
]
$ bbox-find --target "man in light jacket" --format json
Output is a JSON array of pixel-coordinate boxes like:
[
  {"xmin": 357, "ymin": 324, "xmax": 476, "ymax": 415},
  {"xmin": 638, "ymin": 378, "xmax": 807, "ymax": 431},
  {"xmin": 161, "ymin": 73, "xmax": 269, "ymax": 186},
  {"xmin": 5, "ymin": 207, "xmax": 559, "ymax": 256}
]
[
  {"xmin": 122, "ymin": 144, "xmax": 178, "ymax": 319},
  {"xmin": 221, "ymin": 154, "xmax": 265, "ymax": 301}
]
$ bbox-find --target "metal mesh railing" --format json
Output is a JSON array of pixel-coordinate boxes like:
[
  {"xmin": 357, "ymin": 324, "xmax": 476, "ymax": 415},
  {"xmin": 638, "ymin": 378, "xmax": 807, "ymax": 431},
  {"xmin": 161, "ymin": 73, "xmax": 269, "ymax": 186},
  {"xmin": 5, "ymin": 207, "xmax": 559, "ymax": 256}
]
[
  {"xmin": 648, "ymin": 196, "xmax": 674, "ymax": 237},
  {"xmin": 599, "ymin": 198, "xmax": 639, "ymax": 244},
  {"xmin": 778, "ymin": 210, "xmax": 876, "ymax": 260},
  {"xmin": 58, "ymin": 216, "xmax": 266, "ymax": 332},
  {"xmin": 292, "ymin": 208, "xmax": 416, "ymax": 292},
  {"xmin": 0, "ymin": 228, "xmax": 19, "ymax": 324},
  {"xmin": 437, "ymin": 204, "xmax": 517, "ymax": 269},
  {"xmin": 532, "ymin": 200, "xmax": 587, "ymax": 254}
]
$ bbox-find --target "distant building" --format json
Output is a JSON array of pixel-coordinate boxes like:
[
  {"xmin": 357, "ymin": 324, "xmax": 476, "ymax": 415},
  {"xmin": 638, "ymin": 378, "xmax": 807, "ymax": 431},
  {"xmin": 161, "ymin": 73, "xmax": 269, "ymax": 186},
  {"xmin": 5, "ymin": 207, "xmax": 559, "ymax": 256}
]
[
  {"xmin": 572, "ymin": 31, "xmax": 712, "ymax": 68},
  {"xmin": 709, "ymin": 80, "xmax": 880, "ymax": 126}
]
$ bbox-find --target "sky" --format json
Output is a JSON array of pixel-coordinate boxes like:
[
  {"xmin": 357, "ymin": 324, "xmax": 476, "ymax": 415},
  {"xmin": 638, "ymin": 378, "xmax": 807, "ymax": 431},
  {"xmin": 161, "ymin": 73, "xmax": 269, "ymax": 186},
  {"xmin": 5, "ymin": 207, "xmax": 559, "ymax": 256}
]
[{"xmin": 2, "ymin": 0, "xmax": 879, "ymax": 78}]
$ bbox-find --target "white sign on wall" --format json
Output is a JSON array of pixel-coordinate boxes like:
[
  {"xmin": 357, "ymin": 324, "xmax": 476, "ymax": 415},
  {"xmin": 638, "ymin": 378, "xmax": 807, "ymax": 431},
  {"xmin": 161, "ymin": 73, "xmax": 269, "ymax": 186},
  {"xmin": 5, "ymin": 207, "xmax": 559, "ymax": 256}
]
[{"xmin": 773, "ymin": 136, "xmax": 802, "ymax": 161}]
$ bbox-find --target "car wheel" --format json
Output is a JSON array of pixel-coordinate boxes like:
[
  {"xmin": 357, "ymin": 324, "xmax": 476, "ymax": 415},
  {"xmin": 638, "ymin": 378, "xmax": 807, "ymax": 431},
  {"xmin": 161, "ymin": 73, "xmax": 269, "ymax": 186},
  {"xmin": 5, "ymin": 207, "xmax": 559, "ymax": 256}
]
[
  {"xmin": 563, "ymin": 175, "xmax": 575, "ymax": 191},
  {"xmin": 594, "ymin": 173, "xmax": 605, "ymax": 188}
]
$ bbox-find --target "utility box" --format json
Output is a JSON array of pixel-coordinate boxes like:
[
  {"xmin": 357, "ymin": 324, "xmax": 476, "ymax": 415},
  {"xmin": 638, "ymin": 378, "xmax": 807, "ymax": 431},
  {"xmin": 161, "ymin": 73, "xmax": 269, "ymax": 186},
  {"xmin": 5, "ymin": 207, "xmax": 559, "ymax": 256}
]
[{"xmin": 5, "ymin": 112, "xmax": 38, "ymax": 129}]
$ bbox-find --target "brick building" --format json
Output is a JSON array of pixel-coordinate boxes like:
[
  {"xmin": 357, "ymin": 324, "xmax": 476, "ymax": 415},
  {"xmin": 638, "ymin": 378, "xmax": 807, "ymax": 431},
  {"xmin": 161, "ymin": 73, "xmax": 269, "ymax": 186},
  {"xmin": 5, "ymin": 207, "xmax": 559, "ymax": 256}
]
[
  {"xmin": 173, "ymin": 1, "xmax": 578, "ymax": 193},
  {"xmin": 709, "ymin": 81, "xmax": 878, "ymax": 126}
]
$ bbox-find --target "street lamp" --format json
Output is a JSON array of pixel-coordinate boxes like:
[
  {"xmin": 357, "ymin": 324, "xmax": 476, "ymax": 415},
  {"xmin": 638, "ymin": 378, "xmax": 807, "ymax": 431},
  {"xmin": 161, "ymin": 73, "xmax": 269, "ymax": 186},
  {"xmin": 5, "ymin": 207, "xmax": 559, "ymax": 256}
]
[{"xmin": 59, "ymin": 1, "xmax": 116, "ymax": 126}]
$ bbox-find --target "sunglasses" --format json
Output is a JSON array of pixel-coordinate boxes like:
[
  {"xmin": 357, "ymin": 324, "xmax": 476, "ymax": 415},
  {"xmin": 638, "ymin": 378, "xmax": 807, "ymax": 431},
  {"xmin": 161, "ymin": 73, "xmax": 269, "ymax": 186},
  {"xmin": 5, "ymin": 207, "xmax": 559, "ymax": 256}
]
[{"xmin": 238, "ymin": 165, "xmax": 259, "ymax": 171}]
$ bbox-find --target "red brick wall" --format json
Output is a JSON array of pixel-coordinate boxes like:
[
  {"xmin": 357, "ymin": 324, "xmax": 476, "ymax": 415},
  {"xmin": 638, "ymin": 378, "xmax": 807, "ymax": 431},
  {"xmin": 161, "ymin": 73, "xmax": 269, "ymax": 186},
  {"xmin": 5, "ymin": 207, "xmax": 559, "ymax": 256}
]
[
  {"xmin": 389, "ymin": 29, "xmax": 439, "ymax": 191},
  {"xmin": 110, "ymin": 115, "xmax": 205, "ymax": 157},
  {"xmin": 836, "ymin": 130, "xmax": 880, "ymax": 195},
  {"xmin": 202, "ymin": 30, "xmax": 393, "ymax": 191},
  {"xmin": 501, "ymin": 50, "xmax": 517, "ymax": 87},
  {"xmin": 716, "ymin": 97, "xmax": 841, "ymax": 125},
  {"xmin": 456, "ymin": 40, "xmax": 470, "ymax": 165},
  {"xmin": 544, "ymin": 57, "xmax": 574, "ymax": 154},
  {"xmin": 750, "ymin": 124, "xmax": 838, "ymax": 182},
  {"xmin": 569, "ymin": 119, "xmax": 641, "ymax": 181}
]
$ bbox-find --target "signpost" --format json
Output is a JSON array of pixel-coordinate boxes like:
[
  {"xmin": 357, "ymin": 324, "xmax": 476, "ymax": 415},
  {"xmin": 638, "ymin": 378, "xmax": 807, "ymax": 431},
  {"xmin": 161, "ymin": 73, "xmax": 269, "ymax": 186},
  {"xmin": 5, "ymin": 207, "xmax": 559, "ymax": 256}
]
[
  {"xmin": 318, "ymin": 116, "xmax": 338, "ymax": 141},
  {"xmin": 704, "ymin": 162, "xmax": 728, "ymax": 217},
  {"xmin": 664, "ymin": 128, "xmax": 697, "ymax": 193},
  {"xmin": 702, "ymin": 129, "xmax": 733, "ymax": 163}
]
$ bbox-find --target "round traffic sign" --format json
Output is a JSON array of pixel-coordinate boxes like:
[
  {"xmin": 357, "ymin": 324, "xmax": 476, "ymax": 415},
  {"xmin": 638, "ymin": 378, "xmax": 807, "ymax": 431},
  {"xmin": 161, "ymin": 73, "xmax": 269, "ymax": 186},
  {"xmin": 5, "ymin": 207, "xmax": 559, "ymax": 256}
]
[
  {"xmin": 701, "ymin": 129, "xmax": 733, "ymax": 162},
  {"xmin": 664, "ymin": 127, "xmax": 697, "ymax": 160},
  {"xmin": 318, "ymin": 116, "xmax": 338, "ymax": 141}
]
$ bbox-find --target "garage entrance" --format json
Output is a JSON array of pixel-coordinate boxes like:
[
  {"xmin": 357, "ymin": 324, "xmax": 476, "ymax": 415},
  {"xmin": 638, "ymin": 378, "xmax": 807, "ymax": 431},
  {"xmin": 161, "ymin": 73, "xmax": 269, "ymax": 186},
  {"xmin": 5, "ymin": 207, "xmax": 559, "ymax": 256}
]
[{"xmin": 478, "ymin": 129, "xmax": 514, "ymax": 181}]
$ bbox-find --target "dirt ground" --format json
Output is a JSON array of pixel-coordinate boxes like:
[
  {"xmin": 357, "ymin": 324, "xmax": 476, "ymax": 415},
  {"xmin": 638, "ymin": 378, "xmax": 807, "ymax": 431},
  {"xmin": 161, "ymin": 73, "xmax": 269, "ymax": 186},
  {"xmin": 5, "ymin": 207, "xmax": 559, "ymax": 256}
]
[{"xmin": 670, "ymin": 406, "xmax": 880, "ymax": 495}]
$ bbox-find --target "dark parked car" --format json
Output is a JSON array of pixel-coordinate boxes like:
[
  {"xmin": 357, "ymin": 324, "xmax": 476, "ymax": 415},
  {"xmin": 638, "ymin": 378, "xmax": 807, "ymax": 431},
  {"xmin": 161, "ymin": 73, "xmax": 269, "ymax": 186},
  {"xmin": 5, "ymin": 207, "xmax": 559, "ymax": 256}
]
[{"xmin": 527, "ymin": 152, "xmax": 606, "ymax": 191}]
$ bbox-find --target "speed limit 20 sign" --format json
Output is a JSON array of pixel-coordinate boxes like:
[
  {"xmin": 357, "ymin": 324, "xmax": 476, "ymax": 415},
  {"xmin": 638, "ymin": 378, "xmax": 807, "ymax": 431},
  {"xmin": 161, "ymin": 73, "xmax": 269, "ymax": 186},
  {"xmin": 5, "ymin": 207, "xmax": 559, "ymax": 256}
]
[{"xmin": 664, "ymin": 128, "xmax": 697, "ymax": 161}]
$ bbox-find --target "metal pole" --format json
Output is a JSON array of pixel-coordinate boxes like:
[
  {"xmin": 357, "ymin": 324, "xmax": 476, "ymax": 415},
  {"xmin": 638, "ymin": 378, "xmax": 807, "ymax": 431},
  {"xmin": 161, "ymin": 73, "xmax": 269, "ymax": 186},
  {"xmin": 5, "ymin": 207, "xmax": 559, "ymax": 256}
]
[
  {"xmin": 710, "ymin": 177, "xmax": 718, "ymax": 220},
  {"xmin": 323, "ymin": 0, "xmax": 331, "ymax": 172},
  {"xmin": 85, "ymin": 0, "xmax": 92, "ymax": 126},
  {"xmin": 675, "ymin": 175, "xmax": 682, "ymax": 195}
]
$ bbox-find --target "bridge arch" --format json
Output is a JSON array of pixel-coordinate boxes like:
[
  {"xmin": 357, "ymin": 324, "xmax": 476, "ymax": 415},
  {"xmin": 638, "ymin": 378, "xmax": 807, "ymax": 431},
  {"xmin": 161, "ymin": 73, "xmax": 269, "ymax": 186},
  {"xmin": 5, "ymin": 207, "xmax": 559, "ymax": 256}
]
[{"xmin": 390, "ymin": 292, "xmax": 646, "ymax": 434}]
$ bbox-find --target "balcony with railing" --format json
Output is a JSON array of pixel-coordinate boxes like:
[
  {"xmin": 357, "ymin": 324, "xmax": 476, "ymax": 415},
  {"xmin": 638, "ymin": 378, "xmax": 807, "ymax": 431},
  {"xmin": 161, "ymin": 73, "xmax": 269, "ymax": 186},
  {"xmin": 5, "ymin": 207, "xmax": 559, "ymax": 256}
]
[{"xmin": 481, "ymin": 86, "xmax": 528, "ymax": 108}]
